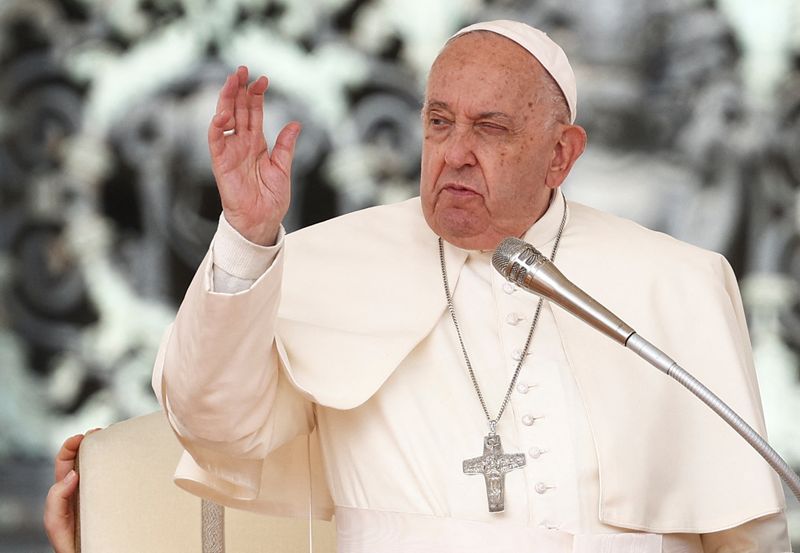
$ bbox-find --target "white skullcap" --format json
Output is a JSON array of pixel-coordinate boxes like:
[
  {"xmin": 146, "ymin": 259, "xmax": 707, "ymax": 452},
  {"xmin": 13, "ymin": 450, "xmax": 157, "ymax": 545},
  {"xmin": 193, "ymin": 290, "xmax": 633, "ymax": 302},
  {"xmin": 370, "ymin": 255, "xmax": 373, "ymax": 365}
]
[{"xmin": 450, "ymin": 20, "xmax": 577, "ymax": 123}]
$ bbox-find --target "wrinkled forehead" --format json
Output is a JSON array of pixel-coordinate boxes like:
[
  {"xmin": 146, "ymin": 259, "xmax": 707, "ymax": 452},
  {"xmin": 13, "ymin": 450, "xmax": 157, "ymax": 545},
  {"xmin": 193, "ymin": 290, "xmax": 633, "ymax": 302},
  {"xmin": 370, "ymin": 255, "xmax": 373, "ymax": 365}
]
[
  {"xmin": 433, "ymin": 30, "xmax": 538, "ymax": 71},
  {"xmin": 424, "ymin": 33, "xmax": 548, "ymax": 110},
  {"xmin": 430, "ymin": 20, "xmax": 577, "ymax": 122}
]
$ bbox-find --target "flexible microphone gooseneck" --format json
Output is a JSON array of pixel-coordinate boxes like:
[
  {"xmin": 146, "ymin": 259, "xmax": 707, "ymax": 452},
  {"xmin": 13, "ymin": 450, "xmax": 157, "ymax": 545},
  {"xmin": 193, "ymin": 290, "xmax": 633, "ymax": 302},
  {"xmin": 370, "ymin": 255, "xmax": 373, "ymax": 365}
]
[{"xmin": 492, "ymin": 236, "xmax": 800, "ymax": 502}]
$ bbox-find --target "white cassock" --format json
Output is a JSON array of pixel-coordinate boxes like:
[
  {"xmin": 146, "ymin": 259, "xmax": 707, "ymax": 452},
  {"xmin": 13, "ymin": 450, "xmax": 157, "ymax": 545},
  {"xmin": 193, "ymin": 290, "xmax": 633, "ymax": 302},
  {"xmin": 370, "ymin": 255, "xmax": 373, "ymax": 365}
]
[{"xmin": 152, "ymin": 191, "xmax": 790, "ymax": 552}]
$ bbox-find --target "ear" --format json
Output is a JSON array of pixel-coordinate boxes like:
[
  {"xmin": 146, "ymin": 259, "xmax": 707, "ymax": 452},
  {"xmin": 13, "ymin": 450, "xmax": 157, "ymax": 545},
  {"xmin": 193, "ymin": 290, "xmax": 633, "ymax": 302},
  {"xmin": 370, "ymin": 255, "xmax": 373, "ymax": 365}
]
[{"xmin": 545, "ymin": 124, "xmax": 587, "ymax": 189}]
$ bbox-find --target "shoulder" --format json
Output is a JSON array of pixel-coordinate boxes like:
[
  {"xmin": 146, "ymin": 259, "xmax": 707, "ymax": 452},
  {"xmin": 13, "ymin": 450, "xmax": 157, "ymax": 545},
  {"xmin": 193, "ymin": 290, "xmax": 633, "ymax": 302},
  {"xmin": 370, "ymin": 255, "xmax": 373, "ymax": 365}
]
[
  {"xmin": 560, "ymin": 201, "xmax": 748, "ymax": 377},
  {"xmin": 280, "ymin": 196, "xmax": 436, "ymax": 296},
  {"xmin": 565, "ymin": 200, "xmax": 730, "ymax": 279},
  {"xmin": 559, "ymin": 200, "xmax": 738, "ymax": 332},
  {"xmin": 286, "ymin": 196, "xmax": 427, "ymax": 249}
]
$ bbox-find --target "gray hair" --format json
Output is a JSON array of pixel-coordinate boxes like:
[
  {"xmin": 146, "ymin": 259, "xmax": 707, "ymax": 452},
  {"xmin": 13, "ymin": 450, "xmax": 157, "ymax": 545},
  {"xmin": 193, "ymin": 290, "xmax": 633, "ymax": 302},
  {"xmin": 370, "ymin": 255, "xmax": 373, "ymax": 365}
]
[{"xmin": 536, "ymin": 71, "xmax": 571, "ymax": 128}]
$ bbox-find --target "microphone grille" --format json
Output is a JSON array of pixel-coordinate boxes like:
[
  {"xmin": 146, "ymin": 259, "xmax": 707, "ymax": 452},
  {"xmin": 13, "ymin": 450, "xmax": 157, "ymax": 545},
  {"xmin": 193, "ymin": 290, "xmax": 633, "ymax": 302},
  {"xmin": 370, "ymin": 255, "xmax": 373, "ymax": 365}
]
[{"xmin": 492, "ymin": 237, "xmax": 529, "ymax": 275}]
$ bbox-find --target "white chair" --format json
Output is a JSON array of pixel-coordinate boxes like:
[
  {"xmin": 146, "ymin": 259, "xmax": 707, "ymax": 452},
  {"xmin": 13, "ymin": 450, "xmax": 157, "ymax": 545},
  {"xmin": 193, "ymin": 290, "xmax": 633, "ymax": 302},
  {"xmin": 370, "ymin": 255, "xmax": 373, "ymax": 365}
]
[{"xmin": 76, "ymin": 412, "xmax": 336, "ymax": 552}]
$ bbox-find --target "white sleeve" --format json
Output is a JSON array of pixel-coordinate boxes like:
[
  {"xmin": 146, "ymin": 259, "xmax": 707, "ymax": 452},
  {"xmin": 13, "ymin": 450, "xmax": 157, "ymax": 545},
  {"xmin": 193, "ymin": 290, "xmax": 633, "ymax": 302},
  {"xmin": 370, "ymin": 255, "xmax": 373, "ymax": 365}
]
[
  {"xmin": 152, "ymin": 213, "xmax": 314, "ymax": 495},
  {"xmin": 211, "ymin": 213, "xmax": 285, "ymax": 293}
]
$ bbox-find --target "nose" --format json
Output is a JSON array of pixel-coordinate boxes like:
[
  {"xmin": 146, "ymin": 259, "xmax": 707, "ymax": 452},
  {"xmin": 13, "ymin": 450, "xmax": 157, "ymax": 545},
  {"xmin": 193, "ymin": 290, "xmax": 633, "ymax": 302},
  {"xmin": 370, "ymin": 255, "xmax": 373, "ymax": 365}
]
[{"xmin": 443, "ymin": 126, "xmax": 477, "ymax": 168}]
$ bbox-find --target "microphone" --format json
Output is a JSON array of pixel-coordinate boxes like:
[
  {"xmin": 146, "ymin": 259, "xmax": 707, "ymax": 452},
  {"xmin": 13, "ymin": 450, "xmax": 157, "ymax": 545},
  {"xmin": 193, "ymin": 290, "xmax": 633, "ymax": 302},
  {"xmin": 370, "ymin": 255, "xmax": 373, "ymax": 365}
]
[
  {"xmin": 491, "ymin": 237, "xmax": 634, "ymax": 345},
  {"xmin": 491, "ymin": 236, "xmax": 800, "ymax": 501}
]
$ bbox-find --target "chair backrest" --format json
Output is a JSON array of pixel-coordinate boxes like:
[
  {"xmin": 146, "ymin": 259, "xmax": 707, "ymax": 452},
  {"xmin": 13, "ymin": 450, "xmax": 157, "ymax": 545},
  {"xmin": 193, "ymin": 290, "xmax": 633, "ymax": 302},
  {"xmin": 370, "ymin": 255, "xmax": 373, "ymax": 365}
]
[{"xmin": 77, "ymin": 411, "xmax": 336, "ymax": 552}]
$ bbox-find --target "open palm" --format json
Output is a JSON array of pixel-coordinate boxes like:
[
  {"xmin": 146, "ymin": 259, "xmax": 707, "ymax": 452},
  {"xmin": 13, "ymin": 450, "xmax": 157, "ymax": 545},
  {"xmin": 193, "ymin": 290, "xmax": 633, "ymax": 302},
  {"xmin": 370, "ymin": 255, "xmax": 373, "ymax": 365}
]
[{"xmin": 208, "ymin": 66, "xmax": 301, "ymax": 245}]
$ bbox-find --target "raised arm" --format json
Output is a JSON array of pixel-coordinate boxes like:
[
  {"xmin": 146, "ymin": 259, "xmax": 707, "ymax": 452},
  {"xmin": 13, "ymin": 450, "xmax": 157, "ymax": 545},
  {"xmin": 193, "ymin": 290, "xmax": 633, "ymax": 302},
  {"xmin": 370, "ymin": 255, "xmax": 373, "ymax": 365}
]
[{"xmin": 154, "ymin": 68, "xmax": 313, "ymax": 491}]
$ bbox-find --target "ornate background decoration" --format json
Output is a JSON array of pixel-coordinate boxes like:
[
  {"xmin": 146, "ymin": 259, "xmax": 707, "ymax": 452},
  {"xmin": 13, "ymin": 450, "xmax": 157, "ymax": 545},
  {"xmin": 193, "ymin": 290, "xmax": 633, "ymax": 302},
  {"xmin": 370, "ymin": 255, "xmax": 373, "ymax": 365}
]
[{"xmin": 0, "ymin": 0, "xmax": 797, "ymax": 549}]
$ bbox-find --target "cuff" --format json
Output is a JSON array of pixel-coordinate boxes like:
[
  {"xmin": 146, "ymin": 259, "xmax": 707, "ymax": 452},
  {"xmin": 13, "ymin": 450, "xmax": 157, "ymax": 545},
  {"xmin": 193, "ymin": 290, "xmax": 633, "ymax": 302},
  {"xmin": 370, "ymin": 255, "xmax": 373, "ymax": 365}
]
[{"xmin": 211, "ymin": 213, "xmax": 285, "ymax": 280}]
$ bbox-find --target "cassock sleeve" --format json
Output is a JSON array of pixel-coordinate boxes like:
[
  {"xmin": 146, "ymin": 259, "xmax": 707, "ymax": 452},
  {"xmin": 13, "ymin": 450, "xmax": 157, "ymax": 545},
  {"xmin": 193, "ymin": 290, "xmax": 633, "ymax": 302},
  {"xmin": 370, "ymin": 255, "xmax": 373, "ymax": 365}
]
[{"xmin": 151, "ymin": 213, "xmax": 315, "ymax": 501}]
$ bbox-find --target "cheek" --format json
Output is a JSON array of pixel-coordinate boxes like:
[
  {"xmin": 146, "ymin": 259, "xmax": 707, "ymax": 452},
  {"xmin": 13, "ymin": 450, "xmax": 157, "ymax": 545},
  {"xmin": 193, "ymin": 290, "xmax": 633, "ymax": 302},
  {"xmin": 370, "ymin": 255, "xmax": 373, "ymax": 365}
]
[
  {"xmin": 485, "ymin": 150, "xmax": 539, "ymax": 206},
  {"xmin": 483, "ymin": 148, "xmax": 519, "ymax": 189},
  {"xmin": 420, "ymin": 142, "xmax": 443, "ymax": 180},
  {"xmin": 420, "ymin": 143, "xmax": 441, "ymax": 208}
]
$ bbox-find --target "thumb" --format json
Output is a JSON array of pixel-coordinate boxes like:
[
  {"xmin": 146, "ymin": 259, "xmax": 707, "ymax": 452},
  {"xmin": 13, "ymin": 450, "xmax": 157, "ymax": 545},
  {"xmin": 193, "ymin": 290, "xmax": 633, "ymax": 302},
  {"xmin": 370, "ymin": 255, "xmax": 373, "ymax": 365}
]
[
  {"xmin": 45, "ymin": 470, "xmax": 78, "ymax": 520},
  {"xmin": 50, "ymin": 469, "xmax": 79, "ymax": 509},
  {"xmin": 44, "ymin": 470, "xmax": 79, "ymax": 550},
  {"xmin": 269, "ymin": 122, "xmax": 302, "ymax": 178}
]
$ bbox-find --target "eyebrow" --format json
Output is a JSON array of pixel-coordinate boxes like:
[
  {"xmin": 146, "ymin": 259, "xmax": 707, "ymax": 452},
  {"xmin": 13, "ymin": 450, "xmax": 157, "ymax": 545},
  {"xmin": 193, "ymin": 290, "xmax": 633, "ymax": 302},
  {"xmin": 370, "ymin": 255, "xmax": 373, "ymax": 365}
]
[
  {"xmin": 476, "ymin": 111, "xmax": 514, "ymax": 123},
  {"xmin": 423, "ymin": 100, "xmax": 514, "ymax": 123},
  {"xmin": 423, "ymin": 101, "xmax": 450, "ymax": 112}
]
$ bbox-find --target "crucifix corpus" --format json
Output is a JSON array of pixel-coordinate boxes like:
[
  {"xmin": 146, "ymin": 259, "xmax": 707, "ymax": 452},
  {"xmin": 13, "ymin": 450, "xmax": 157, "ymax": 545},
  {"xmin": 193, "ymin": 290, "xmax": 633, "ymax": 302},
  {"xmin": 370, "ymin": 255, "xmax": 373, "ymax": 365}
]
[{"xmin": 463, "ymin": 433, "xmax": 527, "ymax": 512}]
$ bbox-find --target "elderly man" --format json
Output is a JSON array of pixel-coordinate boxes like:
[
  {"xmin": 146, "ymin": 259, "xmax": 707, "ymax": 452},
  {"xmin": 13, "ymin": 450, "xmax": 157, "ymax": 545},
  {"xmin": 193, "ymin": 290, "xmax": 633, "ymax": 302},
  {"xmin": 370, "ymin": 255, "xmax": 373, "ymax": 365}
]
[{"xmin": 151, "ymin": 20, "xmax": 788, "ymax": 552}]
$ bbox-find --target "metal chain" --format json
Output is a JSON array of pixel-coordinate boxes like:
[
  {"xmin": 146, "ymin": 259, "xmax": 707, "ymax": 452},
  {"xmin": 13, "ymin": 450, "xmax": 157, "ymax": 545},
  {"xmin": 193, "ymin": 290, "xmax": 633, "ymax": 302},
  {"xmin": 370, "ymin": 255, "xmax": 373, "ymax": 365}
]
[{"xmin": 439, "ymin": 192, "xmax": 568, "ymax": 434}]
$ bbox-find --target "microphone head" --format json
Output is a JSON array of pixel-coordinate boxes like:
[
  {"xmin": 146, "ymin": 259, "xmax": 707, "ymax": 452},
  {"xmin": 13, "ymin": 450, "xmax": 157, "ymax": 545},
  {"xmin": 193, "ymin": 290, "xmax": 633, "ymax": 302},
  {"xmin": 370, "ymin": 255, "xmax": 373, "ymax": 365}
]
[
  {"xmin": 492, "ymin": 237, "xmax": 549, "ymax": 282},
  {"xmin": 492, "ymin": 237, "xmax": 526, "ymax": 276}
]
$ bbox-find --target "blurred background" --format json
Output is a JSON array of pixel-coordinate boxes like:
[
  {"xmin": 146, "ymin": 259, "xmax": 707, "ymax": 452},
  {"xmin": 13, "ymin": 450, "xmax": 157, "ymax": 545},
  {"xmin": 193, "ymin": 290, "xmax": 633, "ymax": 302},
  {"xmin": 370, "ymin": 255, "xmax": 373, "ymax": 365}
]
[{"xmin": 0, "ymin": 0, "xmax": 799, "ymax": 550}]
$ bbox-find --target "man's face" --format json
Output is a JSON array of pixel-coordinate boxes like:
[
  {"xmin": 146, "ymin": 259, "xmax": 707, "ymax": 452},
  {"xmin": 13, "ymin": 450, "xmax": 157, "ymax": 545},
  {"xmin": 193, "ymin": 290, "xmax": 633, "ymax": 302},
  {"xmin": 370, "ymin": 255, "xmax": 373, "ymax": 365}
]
[{"xmin": 420, "ymin": 32, "xmax": 565, "ymax": 251}]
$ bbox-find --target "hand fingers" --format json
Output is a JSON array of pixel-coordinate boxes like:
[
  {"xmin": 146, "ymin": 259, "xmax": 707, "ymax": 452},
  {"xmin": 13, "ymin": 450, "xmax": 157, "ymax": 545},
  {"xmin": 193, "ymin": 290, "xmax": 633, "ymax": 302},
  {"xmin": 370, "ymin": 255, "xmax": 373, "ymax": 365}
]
[
  {"xmin": 44, "ymin": 470, "xmax": 79, "ymax": 553},
  {"xmin": 208, "ymin": 110, "xmax": 234, "ymax": 158},
  {"xmin": 209, "ymin": 68, "xmax": 273, "ymax": 162},
  {"xmin": 48, "ymin": 470, "xmax": 79, "ymax": 505},
  {"xmin": 214, "ymin": 74, "xmax": 237, "ymax": 125},
  {"xmin": 54, "ymin": 434, "xmax": 84, "ymax": 482},
  {"xmin": 233, "ymin": 65, "xmax": 249, "ymax": 135},
  {"xmin": 247, "ymin": 76, "xmax": 268, "ymax": 133},
  {"xmin": 210, "ymin": 71, "xmax": 239, "ymax": 159},
  {"xmin": 269, "ymin": 122, "xmax": 302, "ymax": 178}
]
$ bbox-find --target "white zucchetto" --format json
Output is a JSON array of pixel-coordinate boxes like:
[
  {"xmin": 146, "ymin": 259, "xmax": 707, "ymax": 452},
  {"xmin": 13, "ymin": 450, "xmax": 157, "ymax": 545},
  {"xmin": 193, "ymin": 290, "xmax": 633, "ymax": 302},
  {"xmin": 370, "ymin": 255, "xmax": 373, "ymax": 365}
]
[{"xmin": 450, "ymin": 20, "xmax": 578, "ymax": 123}]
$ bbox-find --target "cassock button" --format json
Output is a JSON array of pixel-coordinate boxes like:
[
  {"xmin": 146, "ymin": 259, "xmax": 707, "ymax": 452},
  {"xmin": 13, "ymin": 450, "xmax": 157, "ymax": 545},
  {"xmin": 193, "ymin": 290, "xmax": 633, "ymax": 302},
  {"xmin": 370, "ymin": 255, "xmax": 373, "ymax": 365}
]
[
  {"xmin": 506, "ymin": 313, "xmax": 523, "ymax": 326},
  {"xmin": 503, "ymin": 282, "xmax": 516, "ymax": 294},
  {"xmin": 522, "ymin": 414, "xmax": 536, "ymax": 426},
  {"xmin": 516, "ymin": 382, "xmax": 529, "ymax": 394},
  {"xmin": 534, "ymin": 482, "xmax": 550, "ymax": 494},
  {"xmin": 529, "ymin": 446, "xmax": 546, "ymax": 459}
]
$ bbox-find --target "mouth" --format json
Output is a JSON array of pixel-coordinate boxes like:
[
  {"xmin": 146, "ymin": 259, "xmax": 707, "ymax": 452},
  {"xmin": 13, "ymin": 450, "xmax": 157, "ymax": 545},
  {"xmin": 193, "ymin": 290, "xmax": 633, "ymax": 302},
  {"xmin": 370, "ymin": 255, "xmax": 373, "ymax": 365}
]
[{"xmin": 442, "ymin": 184, "xmax": 480, "ymax": 197}]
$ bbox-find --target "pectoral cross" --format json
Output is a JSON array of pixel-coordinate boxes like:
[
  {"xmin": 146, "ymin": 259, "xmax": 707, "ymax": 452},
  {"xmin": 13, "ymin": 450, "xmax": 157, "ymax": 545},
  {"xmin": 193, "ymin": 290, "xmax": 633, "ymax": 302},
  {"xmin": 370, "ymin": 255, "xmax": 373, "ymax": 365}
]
[{"xmin": 463, "ymin": 433, "xmax": 526, "ymax": 512}]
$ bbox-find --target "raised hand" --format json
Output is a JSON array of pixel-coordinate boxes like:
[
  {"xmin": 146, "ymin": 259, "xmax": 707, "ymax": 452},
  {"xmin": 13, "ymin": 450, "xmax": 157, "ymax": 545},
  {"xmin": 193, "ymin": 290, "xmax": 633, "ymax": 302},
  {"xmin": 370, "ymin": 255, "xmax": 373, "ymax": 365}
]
[{"xmin": 208, "ymin": 66, "xmax": 302, "ymax": 246}]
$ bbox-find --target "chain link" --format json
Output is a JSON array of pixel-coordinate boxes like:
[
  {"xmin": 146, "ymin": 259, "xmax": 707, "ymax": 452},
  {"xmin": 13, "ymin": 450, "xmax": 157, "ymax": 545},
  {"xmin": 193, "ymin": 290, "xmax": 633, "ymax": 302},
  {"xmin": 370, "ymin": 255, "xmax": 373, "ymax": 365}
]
[{"xmin": 439, "ymin": 192, "xmax": 568, "ymax": 434}]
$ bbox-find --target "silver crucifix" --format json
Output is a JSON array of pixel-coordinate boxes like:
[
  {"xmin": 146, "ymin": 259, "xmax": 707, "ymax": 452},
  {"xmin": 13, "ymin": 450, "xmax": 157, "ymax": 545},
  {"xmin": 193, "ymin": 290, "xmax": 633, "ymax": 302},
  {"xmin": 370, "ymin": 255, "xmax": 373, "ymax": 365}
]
[{"xmin": 463, "ymin": 433, "xmax": 526, "ymax": 512}]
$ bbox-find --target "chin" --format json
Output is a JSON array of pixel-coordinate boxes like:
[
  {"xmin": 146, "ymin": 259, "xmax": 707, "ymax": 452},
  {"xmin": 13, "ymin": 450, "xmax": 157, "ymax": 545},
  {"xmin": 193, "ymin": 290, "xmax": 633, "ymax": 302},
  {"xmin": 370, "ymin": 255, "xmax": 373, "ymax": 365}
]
[
  {"xmin": 436, "ymin": 210, "xmax": 481, "ymax": 236},
  {"xmin": 448, "ymin": 235, "xmax": 501, "ymax": 251},
  {"xmin": 423, "ymin": 201, "xmax": 497, "ymax": 248},
  {"xmin": 437, "ymin": 221, "xmax": 501, "ymax": 251}
]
